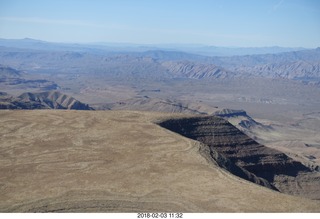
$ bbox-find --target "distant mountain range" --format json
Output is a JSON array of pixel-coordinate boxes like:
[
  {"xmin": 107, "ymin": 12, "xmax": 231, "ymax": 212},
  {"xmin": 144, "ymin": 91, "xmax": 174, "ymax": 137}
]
[
  {"xmin": 0, "ymin": 38, "xmax": 310, "ymax": 56},
  {"xmin": 0, "ymin": 38, "xmax": 319, "ymax": 84}
]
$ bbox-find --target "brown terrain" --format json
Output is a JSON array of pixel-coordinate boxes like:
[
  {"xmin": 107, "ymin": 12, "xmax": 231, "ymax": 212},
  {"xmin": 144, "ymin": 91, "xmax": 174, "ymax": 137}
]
[
  {"xmin": 159, "ymin": 116, "xmax": 320, "ymax": 199},
  {"xmin": 0, "ymin": 110, "xmax": 319, "ymax": 212},
  {"xmin": 1, "ymin": 40, "xmax": 320, "ymax": 212},
  {"xmin": 0, "ymin": 91, "xmax": 93, "ymax": 110}
]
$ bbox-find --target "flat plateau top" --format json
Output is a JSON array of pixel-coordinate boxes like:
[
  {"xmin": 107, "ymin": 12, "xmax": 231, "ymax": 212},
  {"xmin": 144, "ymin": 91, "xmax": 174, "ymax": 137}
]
[{"xmin": 0, "ymin": 110, "xmax": 319, "ymax": 212}]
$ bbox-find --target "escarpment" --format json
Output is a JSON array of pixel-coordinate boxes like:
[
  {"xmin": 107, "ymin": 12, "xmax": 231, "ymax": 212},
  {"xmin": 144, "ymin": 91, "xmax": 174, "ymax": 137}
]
[{"xmin": 158, "ymin": 116, "xmax": 320, "ymax": 199}]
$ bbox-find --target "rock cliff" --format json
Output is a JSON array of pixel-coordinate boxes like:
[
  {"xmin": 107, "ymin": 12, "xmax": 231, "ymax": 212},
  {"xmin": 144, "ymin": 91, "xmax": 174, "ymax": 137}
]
[{"xmin": 158, "ymin": 116, "xmax": 320, "ymax": 199}]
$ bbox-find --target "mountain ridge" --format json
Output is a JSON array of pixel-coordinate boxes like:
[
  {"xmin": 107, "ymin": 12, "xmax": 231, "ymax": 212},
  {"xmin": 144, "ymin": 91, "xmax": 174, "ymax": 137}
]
[
  {"xmin": 0, "ymin": 38, "xmax": 309, "ymax": 56},
  {"xmin": 1, "ymin": 45, "xmax": 319, "ymax": 82},
  {"xmin": 0, "ymin": 90, "xmax": 93, "ymax": 110}
]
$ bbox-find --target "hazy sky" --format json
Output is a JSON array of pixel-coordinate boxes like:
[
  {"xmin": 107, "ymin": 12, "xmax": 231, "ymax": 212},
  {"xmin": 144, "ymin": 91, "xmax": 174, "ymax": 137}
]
[{"xmin": 0, "ymin": 0, "xmax": 319, "ymax": 47}]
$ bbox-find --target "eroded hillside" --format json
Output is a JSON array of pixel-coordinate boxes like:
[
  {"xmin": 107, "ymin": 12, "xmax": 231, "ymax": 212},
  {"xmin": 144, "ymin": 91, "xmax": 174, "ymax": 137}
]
[
  {"xmin": 159, "ymin": 116, "xmax": 320, "ymax": 200},
  {"xmin": 0, "ymin": 110, "xmax": 319, "ymax": 212},
  {"xmin": 0, "ymin": 91, "xmax": 93, "ymax": 110}
]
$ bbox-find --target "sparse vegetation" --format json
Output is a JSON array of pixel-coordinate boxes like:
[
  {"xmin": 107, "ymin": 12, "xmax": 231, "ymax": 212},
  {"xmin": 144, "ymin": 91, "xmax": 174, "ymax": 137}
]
[
  {"xmin": 1, "ymin": 110, "xmax": 319, "ymax": 212},
  {"xmin": 1, "ymin": 39, "xmax": 320, "ymax": 212}
]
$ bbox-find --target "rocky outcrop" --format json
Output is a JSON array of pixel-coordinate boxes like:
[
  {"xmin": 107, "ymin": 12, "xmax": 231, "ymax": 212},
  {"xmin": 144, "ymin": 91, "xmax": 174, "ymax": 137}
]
[
  {"xmin": 102, "ymin": 96, "xmax": 206, "ymax": 114},
  {"xmin": 0, "ymin": 91, "xmax": 93, "ymax": 110},
  {"xmin": 232, "ymin": 60, "xmax": 320, "ymax": 80},
  {"xmin": 214, "ymin": 109, "xmax": 248, "ymax": 117},
  {"xmin": 162, "ymin": 61, "xmax": 235, "ymax": 79},
  {"xmin": 213, "ymin": 108, "xmax": 272, "ymax": 130},
  {"xmin": 158, "ymin": 116, "xmax": 320, "ymax": 199}
]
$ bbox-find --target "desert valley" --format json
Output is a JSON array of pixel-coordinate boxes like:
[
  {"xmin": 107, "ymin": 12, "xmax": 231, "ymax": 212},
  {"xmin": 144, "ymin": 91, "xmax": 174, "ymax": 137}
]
[{"xmin": 1, "ymin": 38, "xmax": 320, "ymax": 212}]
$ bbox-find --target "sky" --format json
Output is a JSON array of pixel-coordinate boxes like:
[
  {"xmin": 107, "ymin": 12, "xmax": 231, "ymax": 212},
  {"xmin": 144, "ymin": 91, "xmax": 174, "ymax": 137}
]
[{"xmin": 0, "ymin": 0, "xmax": 319, "ymax": 47}]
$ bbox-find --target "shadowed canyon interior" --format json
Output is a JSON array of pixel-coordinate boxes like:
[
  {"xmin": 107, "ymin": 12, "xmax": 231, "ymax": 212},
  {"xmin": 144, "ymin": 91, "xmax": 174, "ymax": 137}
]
[{"xmin": 158, "ymin": 116, "xmax": 320, "ymax": 200}]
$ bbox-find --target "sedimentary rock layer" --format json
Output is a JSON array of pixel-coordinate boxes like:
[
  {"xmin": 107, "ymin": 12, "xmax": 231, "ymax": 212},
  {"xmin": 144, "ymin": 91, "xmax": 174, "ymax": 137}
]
[{"xmin": 158, "ymin": 116, "xmax": 320, "ymax": 199}]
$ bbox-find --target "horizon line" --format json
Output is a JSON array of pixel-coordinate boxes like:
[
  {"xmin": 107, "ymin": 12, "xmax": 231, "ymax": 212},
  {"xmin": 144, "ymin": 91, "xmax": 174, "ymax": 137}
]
[{"xmin": 0, "ymin": 37, "xmax": 316, "ymax": 49}]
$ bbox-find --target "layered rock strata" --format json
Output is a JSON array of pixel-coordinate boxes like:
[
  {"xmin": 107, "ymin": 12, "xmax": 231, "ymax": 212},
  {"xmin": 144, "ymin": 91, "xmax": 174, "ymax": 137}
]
[{"xmin": 158, "ymin": 116, "xmax": 320, "ymax": 199}]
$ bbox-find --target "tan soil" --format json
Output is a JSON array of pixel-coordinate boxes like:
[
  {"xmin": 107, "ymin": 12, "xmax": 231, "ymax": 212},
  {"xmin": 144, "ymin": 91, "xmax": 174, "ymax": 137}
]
[{"xmin": 0, "ymin": 110, "xmax": 319, "ymax": 212}]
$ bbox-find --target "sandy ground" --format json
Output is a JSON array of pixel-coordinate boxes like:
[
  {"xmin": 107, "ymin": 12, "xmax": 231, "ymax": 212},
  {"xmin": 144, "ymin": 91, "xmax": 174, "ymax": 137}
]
[{"xmin": 0, "ymin": 110, "xmax": 319, "ymax": 212}]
